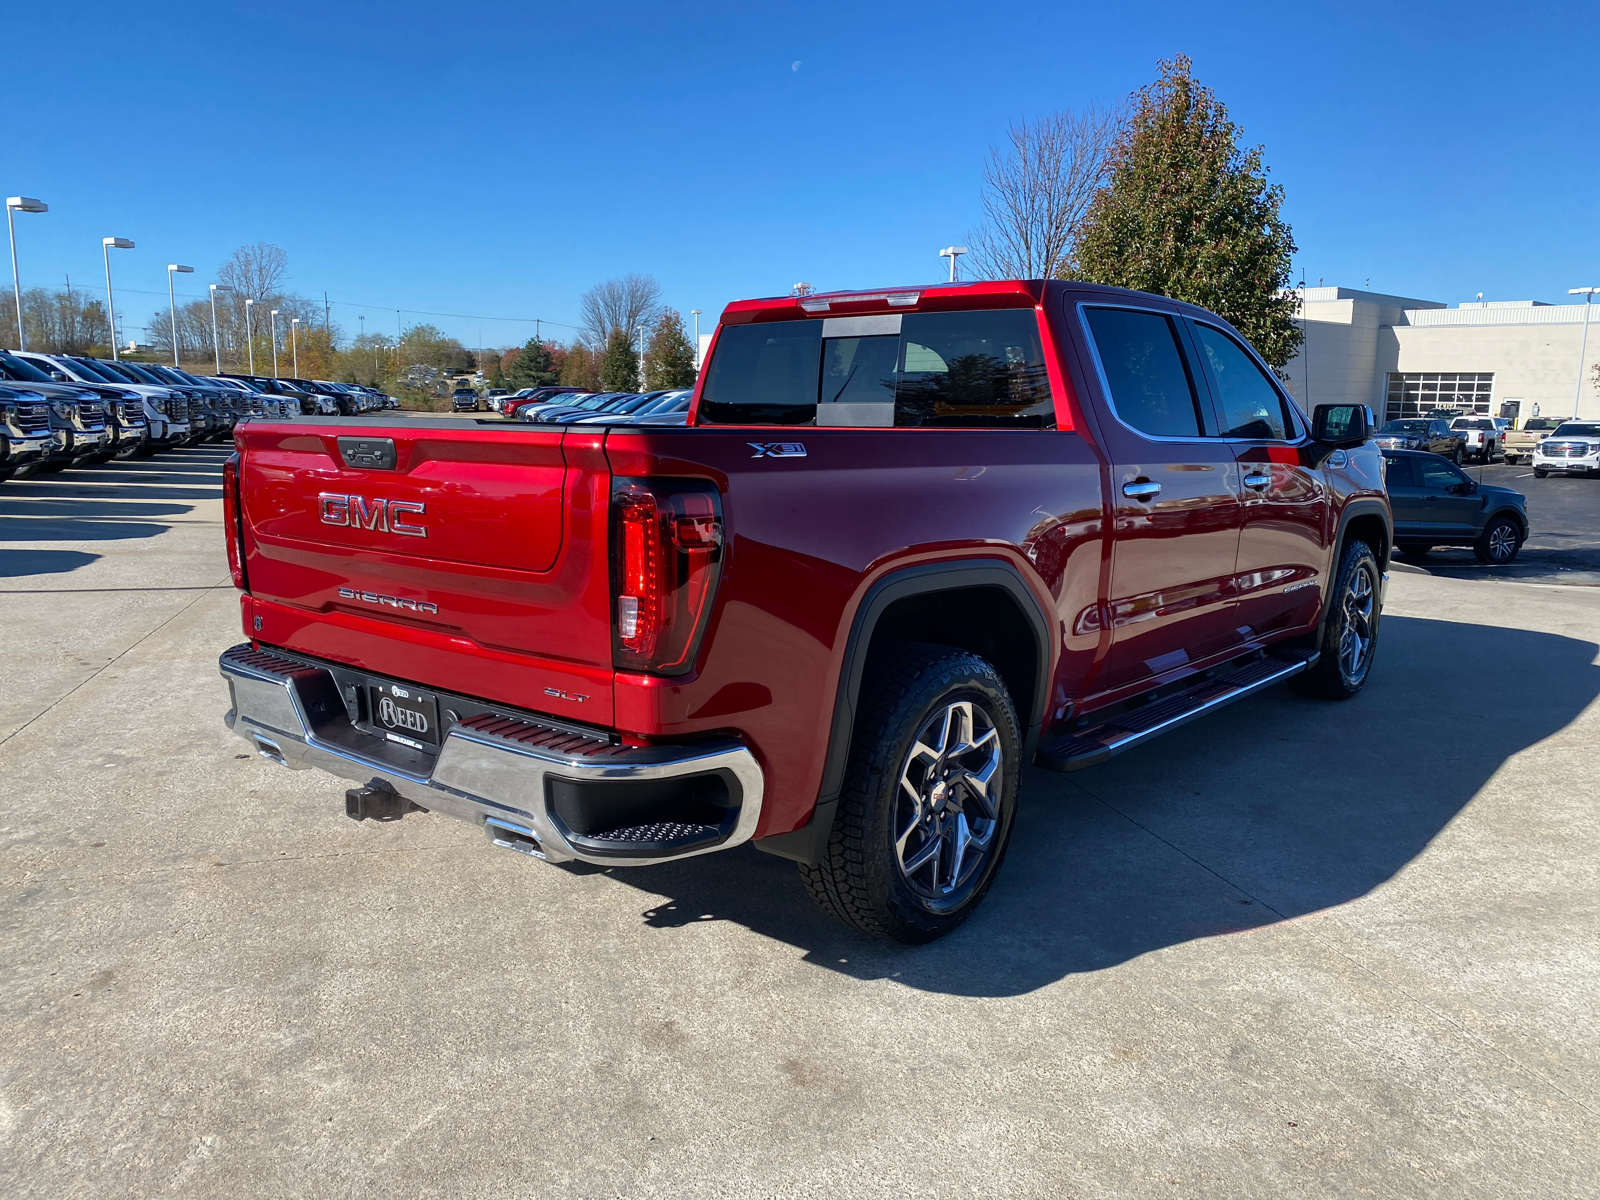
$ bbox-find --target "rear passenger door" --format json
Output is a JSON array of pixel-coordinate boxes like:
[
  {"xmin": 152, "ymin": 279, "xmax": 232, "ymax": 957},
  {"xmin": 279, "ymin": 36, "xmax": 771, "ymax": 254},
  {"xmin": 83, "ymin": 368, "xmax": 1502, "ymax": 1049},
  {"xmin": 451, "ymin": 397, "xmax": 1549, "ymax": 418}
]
[
  {"xmin": 1187, "ymin": 320, "xmax": 1329, "ymax": 642},
  {"xmin": 1079, "ymin": 305, "xmax": 1245, "ymax": 693}
]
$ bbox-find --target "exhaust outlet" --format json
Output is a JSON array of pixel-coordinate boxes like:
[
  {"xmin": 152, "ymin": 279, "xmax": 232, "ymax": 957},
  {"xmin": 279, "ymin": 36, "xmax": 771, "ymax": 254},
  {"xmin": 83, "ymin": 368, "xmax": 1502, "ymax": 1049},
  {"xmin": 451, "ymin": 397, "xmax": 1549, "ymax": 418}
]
[{"xmin": 485, "ymin": 816, "xmax": 546, "ymax": 859}]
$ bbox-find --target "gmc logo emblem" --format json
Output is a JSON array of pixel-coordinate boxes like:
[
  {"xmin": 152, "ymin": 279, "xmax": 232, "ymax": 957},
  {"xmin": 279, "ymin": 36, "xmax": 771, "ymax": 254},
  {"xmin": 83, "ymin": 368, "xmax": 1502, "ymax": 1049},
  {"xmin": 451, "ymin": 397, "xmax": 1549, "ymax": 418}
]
[{"xmin": 318, "ymin": 492, "xmax": 426, "ymax": 537}]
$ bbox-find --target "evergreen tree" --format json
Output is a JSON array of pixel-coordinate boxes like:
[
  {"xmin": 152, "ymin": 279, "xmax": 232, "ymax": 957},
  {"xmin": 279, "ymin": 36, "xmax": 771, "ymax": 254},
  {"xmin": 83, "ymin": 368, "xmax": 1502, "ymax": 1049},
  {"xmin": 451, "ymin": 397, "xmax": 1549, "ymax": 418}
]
[
  {"xmin": 1075, "ymin": 55, "xmax": 1301, "ymax": 369},
  {"xmin": 507, "ymin": 336, "xmax": 557, "ymax": 388},
  {"xmin": 597, "ymin": 328, "xmax": 639, "ymax": 392},
  {"xmin": 644, "ymin": 309, "xmax": 698, "ymax": 389},
  {"xmin": 560, "ymin": 343, "xmax": 600, "ymax": 390}
]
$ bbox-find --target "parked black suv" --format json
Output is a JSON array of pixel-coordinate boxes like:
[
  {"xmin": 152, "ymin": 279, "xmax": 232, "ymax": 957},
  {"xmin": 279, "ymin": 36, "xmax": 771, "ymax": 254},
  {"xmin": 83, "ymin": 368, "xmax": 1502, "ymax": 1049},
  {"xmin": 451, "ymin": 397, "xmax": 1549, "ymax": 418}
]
[
  {"xmin": 1382, "ymin": 449, "xmax": 1527, "ymax": 564},
  {"xmin": 1372, "ymin": 418, "xmax": 1467, "ymax": 463}
]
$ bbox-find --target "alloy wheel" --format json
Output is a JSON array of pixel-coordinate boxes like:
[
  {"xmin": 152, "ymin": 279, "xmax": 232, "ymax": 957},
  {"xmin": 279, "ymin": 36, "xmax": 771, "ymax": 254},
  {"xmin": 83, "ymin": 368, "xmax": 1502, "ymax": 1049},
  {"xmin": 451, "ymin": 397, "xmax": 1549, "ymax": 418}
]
[
  {"xmin": 1338, "ymin": 564, "xmax": 1376, "ymax": 683},
  {"xmin": 894, "ymin": 700, "xmax": 1004, "ymax": 911},
  {"xmin": 1487, "ymin": 523, "xmax": 1518, "ymax": 562}
]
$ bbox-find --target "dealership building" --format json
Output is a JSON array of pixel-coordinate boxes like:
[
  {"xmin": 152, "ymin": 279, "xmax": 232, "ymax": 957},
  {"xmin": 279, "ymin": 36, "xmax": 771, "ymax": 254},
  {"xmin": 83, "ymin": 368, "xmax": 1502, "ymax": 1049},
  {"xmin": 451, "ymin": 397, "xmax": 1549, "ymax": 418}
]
[{"xmin": 1279, "ymin": 286, "xmax": 1600, "ymax": 426}]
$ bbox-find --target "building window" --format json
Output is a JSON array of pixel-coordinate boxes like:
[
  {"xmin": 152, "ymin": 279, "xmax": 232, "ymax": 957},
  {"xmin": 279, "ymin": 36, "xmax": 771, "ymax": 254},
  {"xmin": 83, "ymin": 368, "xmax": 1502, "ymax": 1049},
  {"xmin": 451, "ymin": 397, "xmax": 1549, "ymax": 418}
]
[{"xmin": 1385, "ymin": 372, "xmax": 1494, "ymax": 421}]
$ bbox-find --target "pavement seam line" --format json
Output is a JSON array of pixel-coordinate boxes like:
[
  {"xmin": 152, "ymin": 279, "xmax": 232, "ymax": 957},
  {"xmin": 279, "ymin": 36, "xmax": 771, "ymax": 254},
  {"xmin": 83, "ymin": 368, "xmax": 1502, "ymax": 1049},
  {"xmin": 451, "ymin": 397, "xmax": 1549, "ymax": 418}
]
[
  {"xmin": 1061, "ymin": 774, "xmax": 1597, "ymax": 1119},
  {"xmin": 0, "ymin": 577, "xmax": 232, "ymax": 752}
]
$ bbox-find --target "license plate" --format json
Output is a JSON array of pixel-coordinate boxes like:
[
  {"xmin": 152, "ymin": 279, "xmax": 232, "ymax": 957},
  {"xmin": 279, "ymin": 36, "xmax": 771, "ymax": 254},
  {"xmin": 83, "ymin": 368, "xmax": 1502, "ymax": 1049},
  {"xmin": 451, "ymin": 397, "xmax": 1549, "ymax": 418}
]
[{"xmin": 369, "ymin": 682, "xmax": 441, "ymax": 748}]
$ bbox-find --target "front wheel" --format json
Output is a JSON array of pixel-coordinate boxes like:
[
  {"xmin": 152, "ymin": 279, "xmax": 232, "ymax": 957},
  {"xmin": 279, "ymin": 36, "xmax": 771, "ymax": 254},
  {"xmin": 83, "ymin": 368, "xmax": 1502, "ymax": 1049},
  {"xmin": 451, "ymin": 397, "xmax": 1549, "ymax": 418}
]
[
  {"xmin": 1293, "ymin": 539, "xmax": 1381, "ymax": 700},
  {"xmin": 798, "ymin": 644, "xmax": 1020, "ymax": 944},
  {"xmin": 1534, "ymin": 469, "xmax": 1548, "ymax": 479},
  {"xmin": 1475, "ymin": 516, "xmax": 1522, "ymax": 565}
]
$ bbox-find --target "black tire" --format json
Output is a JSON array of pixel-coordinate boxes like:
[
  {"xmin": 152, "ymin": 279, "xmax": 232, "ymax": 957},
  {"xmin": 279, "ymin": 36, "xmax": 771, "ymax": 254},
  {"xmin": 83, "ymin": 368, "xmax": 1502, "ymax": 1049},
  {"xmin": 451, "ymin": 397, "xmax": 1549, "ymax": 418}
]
[
  {"xmin": 1474, "ymin": 515, "xmax": 1522, "ymax": 565},
  {"xmin": 798, "ymin": 643, "xmax": 1021, "ymax": 943},
  {"xmin": 1534, "ymin": 469, "xmax": 1548, "ymax": 479},
  {"xmin": 1451, "ymin": 446, "xmax": 1463, "ymax": 465},
  {"xmin": 33, "ymin": 461, "xmax": 68, "ymax": 474},
  {"xmin": 1292, "ymin": 539, "xmax": 1381, "ymax": 700}
]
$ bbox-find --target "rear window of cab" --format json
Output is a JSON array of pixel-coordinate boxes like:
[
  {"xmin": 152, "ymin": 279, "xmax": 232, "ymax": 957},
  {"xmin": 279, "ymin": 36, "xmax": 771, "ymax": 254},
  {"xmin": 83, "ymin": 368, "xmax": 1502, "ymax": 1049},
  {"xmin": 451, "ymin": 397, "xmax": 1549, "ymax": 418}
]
[{"xmin": 698, "ymin": 309, "xmax": 1054, "ymax": 428}]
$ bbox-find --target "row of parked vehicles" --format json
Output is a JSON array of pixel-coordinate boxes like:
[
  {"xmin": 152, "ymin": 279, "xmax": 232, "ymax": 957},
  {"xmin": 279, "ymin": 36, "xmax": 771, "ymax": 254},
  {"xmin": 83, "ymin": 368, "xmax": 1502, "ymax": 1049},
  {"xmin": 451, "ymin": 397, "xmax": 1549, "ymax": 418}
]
[
  {"xmin": 1372, "ymin": 409, "xmax": 1600, "ymax": 478},
  {"xmin": 0, "ymin": 349, "xmax": 396, "ymax": 480},
  {"xmin": 485, "ymin": 385, "xmax": 694, "ymax": 425}
]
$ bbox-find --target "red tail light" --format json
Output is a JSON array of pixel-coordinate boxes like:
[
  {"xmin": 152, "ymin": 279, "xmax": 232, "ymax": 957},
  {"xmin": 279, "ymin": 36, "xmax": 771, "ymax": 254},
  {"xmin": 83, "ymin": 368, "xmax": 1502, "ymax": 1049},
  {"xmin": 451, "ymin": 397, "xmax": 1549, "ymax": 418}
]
[
  {"xmin": 611, "ymin": 479, "xmax": 723, "ymax": 675},
  {"xmin": 222, "ymin": 452, "xmax": 248, "ymax": 591}
]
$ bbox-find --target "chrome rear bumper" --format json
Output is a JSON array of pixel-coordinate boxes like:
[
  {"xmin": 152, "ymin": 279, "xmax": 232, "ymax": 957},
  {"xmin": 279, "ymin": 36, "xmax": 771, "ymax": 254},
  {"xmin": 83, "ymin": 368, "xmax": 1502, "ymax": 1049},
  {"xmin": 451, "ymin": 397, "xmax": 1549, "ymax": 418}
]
[{"xmin": 219, "ymin": 643, "xmax": 763, "ymax": 867}]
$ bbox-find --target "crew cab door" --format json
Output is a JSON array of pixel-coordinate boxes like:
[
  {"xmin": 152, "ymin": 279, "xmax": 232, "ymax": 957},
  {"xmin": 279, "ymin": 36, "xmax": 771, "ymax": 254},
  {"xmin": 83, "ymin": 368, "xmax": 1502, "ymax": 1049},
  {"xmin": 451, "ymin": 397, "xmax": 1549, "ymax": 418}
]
[
  {"xmin": 1079, "ymin": 304, "xmax": 1244, "ymax": 693},
  {"xmin": 1186, "ymin": 319, "xmax": 1329, "ymax": 640}
]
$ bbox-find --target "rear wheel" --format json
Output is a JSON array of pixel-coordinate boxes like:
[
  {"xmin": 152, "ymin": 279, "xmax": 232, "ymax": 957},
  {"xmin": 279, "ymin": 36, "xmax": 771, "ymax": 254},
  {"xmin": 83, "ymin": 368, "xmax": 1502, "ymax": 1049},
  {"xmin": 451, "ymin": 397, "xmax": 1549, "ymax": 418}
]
[
  {"xmin": 798, "ymin": 643, "xmax": 1020, "ymax": 943},
  {"xmin": 1534, "ymin": 469, "xmax": 1549, "ymax": 478},
  {"xmin": 1475, "ymin": 516, "xmax": 1522, "ymax": 565},
  {"xmin": 1292, "ymin": 539, "xmax": 1381, "ymax": 700},
  {"xmin": 1451, "ymin": 446, "xmax": 1463, "ymax": 465}
]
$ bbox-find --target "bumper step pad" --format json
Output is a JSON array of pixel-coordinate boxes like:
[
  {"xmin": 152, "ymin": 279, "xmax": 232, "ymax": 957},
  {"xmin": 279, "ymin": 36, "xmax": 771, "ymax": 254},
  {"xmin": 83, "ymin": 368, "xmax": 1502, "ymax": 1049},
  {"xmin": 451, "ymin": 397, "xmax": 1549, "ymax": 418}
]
[{"xmin": 1035, "ymin": 650, "xmax": 1315, "ymax": 773}]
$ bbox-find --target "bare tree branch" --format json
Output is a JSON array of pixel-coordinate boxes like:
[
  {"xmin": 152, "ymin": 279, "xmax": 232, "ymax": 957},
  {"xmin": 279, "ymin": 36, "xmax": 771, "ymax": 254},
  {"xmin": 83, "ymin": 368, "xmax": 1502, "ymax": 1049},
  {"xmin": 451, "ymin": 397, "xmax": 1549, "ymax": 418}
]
[
  {"xmin": 966, "ymin": 105, "xmax": 1125, "ymax": 281},
  {"xmin": 579, "ymin": 274, "xmax": 662, "ymax": 349}
]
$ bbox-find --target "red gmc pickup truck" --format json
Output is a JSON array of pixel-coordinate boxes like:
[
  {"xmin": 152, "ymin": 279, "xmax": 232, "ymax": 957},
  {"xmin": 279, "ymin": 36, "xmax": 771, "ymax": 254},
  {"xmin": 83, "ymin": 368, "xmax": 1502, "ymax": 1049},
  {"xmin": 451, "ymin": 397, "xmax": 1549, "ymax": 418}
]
[{"xmin": 219, "ymin": 280, "xmax": 1389, "ymax": 942}]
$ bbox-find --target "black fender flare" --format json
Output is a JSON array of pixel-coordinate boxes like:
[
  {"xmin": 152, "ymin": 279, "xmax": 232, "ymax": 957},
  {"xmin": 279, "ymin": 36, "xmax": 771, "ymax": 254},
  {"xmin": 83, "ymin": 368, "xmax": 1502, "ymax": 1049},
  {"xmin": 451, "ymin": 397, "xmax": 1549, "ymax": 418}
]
[{"xmin": 755, "ymin": 559, "xmax": 1053, "ymax": 865}]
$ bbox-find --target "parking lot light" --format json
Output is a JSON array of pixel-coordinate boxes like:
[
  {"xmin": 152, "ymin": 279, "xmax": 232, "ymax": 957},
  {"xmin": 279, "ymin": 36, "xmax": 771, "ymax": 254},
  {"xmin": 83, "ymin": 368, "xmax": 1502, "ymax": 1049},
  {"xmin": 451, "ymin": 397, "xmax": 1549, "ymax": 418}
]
[
  {"xmin": 270, "ymin": 309, "xmax": 280, "ymax": 377},
  {"xmin": 1570, "ymin": 288, "xmax": 1599, "ymax": 419},
  {"xmin": 102, "ymin": 236, "xmax": 135, "ymax": 360},
  {"xmin": 7, "ymin": 197, "xmax": 49, "ymax": 351},
  {"xmin": 245, "ymin": 299, "xmax": 256, "ymax": 374},
  {"xmin": 939, "ymin": 245, "xmax": 968, "ymax": 283},
  {"xmin": 209, "ymin": 284, "xmax": 233, "ymax": 373},
  {"xmin": 291, "ymin": 317, "xmax": 300, "ymax": 378},
  {"xmin": 167, "ymin": 264, "xmax": 194, "ymax": 368},
  {"xmin": 691, "ymin": 309, "xmax": 701, "ymax": 368}
]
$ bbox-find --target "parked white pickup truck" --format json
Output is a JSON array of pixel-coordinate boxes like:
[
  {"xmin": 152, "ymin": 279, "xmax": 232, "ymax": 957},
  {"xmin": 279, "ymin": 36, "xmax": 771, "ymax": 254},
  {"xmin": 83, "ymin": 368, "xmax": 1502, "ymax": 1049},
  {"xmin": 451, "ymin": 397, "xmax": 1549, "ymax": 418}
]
[{"xmin": 1451, "ymin": 416, "xmax": 1502, "ymax": 463}]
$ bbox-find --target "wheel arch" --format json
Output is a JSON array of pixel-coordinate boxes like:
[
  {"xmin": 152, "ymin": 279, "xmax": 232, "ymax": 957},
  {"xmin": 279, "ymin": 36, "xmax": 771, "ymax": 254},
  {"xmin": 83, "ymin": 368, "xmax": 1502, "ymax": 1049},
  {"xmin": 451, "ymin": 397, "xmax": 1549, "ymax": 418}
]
[
  {"xmin": 754, "ymin": 559, "xmax": 1053, "ymax": 865},
  {"xmin": 1313, "ymin": 499, "xmax": 1392, "ymax": 647}
]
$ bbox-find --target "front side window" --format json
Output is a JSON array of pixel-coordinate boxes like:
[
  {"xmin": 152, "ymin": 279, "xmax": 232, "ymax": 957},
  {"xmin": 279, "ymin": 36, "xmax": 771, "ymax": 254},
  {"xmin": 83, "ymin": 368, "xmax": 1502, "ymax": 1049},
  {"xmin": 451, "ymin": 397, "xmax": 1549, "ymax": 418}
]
[
  {"xmin": 1192, "ymin": 323, "xmax": 1292, "ymax": 440},
  {"xmin": 1418, "ymin": 457, "xmax": 1468, "ymax": 490},
  {"xmin": 1083, "ymin": 306, "xmax": 1202, "ymax": 438}
]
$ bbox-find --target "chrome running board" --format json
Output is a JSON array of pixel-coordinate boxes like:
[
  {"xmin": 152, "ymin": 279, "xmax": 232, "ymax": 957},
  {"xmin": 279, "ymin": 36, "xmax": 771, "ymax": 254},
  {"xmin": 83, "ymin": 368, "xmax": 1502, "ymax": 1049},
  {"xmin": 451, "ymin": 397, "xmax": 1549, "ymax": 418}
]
[{"xmin": 1034, "ymin": 650, "xmax": 1316, "ymax": 773}]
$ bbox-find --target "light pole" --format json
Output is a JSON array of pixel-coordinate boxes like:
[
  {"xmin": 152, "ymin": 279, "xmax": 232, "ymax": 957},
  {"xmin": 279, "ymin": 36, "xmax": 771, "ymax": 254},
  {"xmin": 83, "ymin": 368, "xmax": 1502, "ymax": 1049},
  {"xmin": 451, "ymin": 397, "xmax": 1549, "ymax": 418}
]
[
  {"xmin": 166, "ymin": 264, "xmax": 194, "ymax": 367},
  {"xmin": 102, "ymin": 236, "xmax": 134, "ymax": 359},
  {"xmin": 690, "ymin": 309, "xmax": 701, "ymax": 369},
  {"xmin": 6, "ymin": 197, "xmax": 48, "ymax": 350},
  {"xmin": 636, "ymin": 323, "xmax": 647, "ymax": 390},
  {"xmin": 245, "ymin": 299, "xmax": 256, "ymax": 374},
  {"xmin": 270, "ymin": 309, "xmax": 280, "ymax": 377},
  {"xmin": 291, "ymin": 317, "xmax": 300, "ymax": 377},
  {"xmin": 209, "ymin": 284, "xmax": 232, "ymax": 373},
  {"xmin": 938, "ymin": 245, "xmax": 968, "ymax": 283},
  {"xmin": 1570, "ymin": 288, "xmax": 1599, "ymax": 419}
]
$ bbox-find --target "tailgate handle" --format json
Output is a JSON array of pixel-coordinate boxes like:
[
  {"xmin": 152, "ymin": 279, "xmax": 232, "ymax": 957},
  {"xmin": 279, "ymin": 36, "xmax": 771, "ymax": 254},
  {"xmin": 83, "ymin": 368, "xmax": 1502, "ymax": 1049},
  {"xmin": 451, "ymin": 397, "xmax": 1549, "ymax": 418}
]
[{"xmin": 338, "ymin": 436, "xmax": 397, "ymax": 470}]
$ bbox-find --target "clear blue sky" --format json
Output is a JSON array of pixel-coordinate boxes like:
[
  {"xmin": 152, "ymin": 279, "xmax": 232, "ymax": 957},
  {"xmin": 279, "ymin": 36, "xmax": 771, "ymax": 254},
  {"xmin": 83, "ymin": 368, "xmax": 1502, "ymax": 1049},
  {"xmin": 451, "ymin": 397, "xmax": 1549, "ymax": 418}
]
[{"xmin": 7, "ymin": 0, "xmax": 1597, "ymax": 349}]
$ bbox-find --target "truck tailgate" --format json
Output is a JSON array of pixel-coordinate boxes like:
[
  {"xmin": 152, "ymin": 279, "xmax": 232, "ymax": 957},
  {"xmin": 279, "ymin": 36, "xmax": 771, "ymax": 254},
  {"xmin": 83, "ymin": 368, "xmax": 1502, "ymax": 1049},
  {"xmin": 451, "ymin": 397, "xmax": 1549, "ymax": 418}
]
[{"xmin": 236, "ymin": 420, "xmax": 615, "ymax": 724}]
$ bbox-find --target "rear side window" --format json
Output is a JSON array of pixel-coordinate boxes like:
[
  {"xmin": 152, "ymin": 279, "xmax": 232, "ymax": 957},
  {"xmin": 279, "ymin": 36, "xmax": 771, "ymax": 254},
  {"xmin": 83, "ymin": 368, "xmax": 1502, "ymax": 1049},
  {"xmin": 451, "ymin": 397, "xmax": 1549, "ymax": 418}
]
[
  {"xmin": 1381, "ymin": 455, "xmax": 1415, "ymax": 487},
  {"xmin": 1191, "ymin": 323, "xmax": 1293, "ymax": 440},
  {"xmin": 698, "ymin": 309, "xmax": 1054, "ymax": 428},
  {"xmin": 1082, "ymin": 307, "xmax": 1203, "ymax": 438}
]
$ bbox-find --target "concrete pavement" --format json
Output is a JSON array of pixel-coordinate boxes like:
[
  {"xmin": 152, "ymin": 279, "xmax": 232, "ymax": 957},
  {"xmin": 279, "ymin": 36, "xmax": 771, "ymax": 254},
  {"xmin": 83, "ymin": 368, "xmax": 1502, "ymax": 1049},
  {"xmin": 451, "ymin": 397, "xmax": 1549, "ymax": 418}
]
[{"xmin": 1, "ymin": 448, "xmax": 1596, "ymax": 1198}]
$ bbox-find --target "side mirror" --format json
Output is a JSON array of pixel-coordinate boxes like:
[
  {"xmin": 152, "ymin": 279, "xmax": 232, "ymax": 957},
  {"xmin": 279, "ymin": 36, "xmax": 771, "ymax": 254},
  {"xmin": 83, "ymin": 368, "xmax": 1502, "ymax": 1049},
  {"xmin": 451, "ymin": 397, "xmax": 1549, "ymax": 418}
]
[
  {"xmin": 1313, "ymin": 403, "xmax": 1371, "ymax": 448},
  {"xmin": 50, "ymin": 371, "xmax": 70, "ymax": 382}
]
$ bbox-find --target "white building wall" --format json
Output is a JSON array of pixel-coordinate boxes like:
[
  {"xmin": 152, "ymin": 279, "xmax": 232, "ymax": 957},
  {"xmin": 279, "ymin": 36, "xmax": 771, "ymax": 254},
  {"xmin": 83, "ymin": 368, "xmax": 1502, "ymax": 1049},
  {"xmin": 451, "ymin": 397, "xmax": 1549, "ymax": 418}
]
[{"xmin": 1276, "ymin": 286, "xmax": 1600, "ymax": 423}]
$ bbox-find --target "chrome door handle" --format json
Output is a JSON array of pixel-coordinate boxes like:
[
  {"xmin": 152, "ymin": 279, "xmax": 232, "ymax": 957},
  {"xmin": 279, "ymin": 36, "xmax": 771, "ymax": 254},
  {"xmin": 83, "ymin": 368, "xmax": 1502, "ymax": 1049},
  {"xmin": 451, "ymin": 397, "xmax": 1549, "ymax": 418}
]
[
  {"xmin": 1243, "ymin": 472, "xmax": 1272, "ymax": 491},
  {"xmin": 1122, "ymin": 480, "xmax": 1161, "ymax": 501}
]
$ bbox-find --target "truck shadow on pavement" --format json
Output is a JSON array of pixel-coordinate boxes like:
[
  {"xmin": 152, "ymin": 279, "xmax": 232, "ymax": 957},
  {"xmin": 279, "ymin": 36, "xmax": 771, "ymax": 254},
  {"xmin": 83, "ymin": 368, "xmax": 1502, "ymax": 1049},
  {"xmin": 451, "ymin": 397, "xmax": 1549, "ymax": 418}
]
[
  {"xmin": 596, "ymin": 614, "xmax": 1600, "ymax": 996},
  {"xmin": 0, "ymin": 450, "xmax": 221, "ymax": 578}
]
